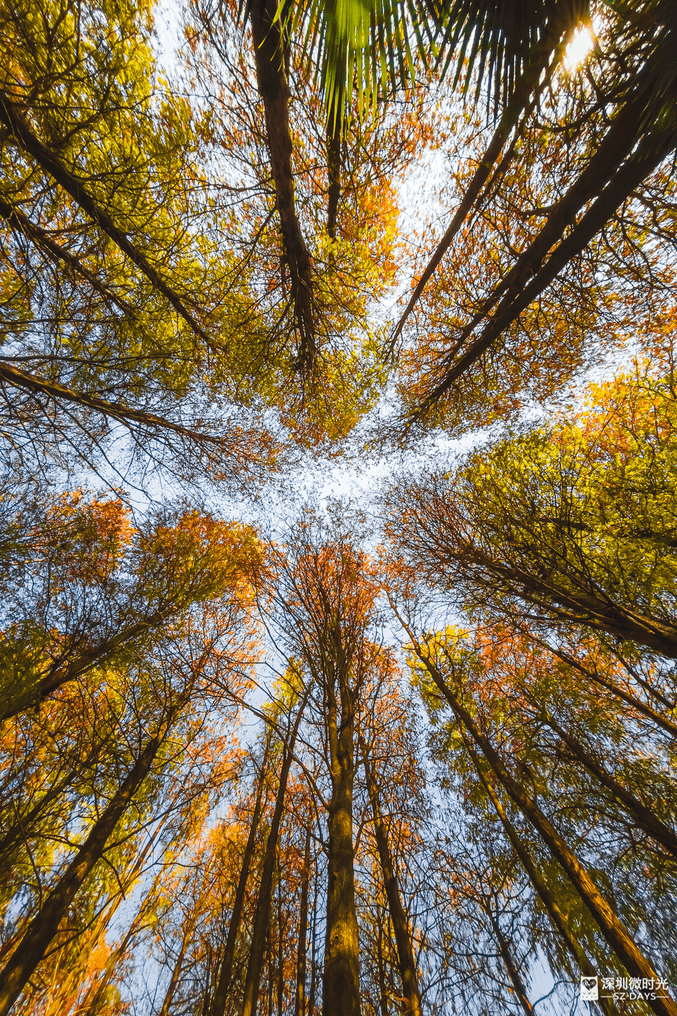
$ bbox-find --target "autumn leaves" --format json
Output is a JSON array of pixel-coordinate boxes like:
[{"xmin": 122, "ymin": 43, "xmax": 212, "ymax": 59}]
[
  {"xmin": 2, "ymin": 361, "xmax": 677, "ymax": 1013},
  {"xmin": 1, "ymin": 0, "xmax": 677, "ymax": 1012}
]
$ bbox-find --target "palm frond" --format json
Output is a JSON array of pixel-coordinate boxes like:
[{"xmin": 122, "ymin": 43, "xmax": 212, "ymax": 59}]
[
  {"xmin": 289, "ymin": 0, "xmax": 439, "ymax": 128},
  {"xmin": 440, "ymin": 0, "xmax": 587, "ymax": 107},
  {"xmin": 286, "ymin": 0, "xmax": 588, "ymax": 128}
]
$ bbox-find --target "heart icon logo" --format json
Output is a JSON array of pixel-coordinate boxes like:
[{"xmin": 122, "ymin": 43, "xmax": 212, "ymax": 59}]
[{"xmin": 581, "ymin": 976, "xmax": 599, "ymax": 1000}]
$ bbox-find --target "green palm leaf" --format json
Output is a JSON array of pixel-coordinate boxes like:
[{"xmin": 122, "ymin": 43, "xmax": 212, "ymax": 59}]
[{"xmin": 286, "ymin": 0, "xmax": 588, "ymax": 127}]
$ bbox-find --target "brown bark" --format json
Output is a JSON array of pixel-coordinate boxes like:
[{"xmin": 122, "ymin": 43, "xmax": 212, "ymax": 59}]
[
  {"xmin": 417, "ymin": 113, "xmax": 677, "ymax": 416},
  {"xmin": 1, "ymin": 612, "xmax": 172, "ymax": 722},
  {"xmin": 322, "ymin": 668, "xmax": 361, "ymax": 1016},
  {"xmin": 470, "ymin": 745, "xmax": 621, "ymax": 1016},
  {"xmin": 542, "ymin": 712, "xmax": 677, "ymax": 860},
  {"xmin": 532, "ymin": 641, "xmax": 677, "ymax": 740},
  {"xmin": 276, "ymin": 865, "xmax": 284, "ymax": 1016},
  {"xmin": 392, "ymin": 12, "xmax": 576, "ymax": 346},
  {"xmin": 307, "ymin": 862, "xmax": 319, "ymax": 1016},
  {"xmin": 0, "ymin": 714, "xmax": 174, "ymax": 1016},
  {"xmin": 0, "ymin": 925, "xmax": 28, "ymax": 967},
  {"xmin": 273, "ymin": 538, "xmax": 375, "ymax": 1016},
  {"xmin": 361, "ymin": 740, "xmax": 422, "ymax": 1016},
  {"xmin": 241, "ymin": 701, "xmax": 306, "ymax": 1016},
  {"xmin": 267, "ymin": 929, "xmax": 274, "ymax": 1016},
  {"xmin": 210, "ymin": 743, "xmax": 270, "ymax": 1016},
  {"xmin": 326, "ymin": 115, "xmax": 341, "ymax": 240},
  {"xmin": 406, "ymin": 635, "xmax": 677, "ymax": 1016},
  {"xmin": 376, "ymin": 904, "xmax": 390, "ymax": 1016},
  {"xmin": 0, "ymin": 361, "xmax": 225, "ymax": 459},
  {"xmin": 0, "ymin": 91, "xmax": 212, "ymax": 348},
  {"xmin": 249, "ymin": 0, "xmax": 315, "ymax": 368},
  {"xmin": 0, "ymin": 195, "xmax": 135, "ymax": 315},
  {"xmin": 294, "ymin": 824, "xmax": 311, "ymax": 1016},
  {"xmin": 442, "ymin": 539, "xmax": 677, "ymax": 660}
]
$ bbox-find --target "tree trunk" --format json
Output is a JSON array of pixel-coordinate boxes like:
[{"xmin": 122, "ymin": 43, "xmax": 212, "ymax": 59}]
[
  {"xmin": 0, "ymin": 92, "xmax": 210, "ymax": 346},
  {"xmin": 544, "ymin": 712, "xmax": 677, "ymax": 860},
  {"xmin": 241, "ymin": 701, "xmax": 306, "ymax": 1016},
  {"xmin": 210, "ymin": 742, "xmax": 271, "ymax": 1016},
  {"xmin": 0, "ymin": 195, "xmax": 135, "ymax": 314},
  {"xmin": 418, "ymin": 112, "xmax": 677, "ymax": 416},
  {"xmin": 322, "ymin": 676, "xmax": 361, "ymax": 1016},
  {"xmin": 393, "ymin": 10, "xmax": 576, "ymax": 344},
  {"xmin": 409, "ymin": 640, "xmax": 677, "ymax": 1016},
  {"xmin": 454, "ymin": 544, "xmax": 677, "ymax": 662},
  {"xmin": 294, "ymin": 824, "xmax": 311, "ymax": 1016},
  {"xmin": 0, "ymin": 362, "xmax": 224, "ymax": 460},
  {"xmin": 0, "ymin": 716, "xmax": 173, "ymax": 1016},
  {"xmin": 326, "ymin": 114, "xmax": 341, "ymax": 240},
  {"xmin": 532, "ymin": 641, "xmax": 677, "ymax": 740},
  {"xmin": 267, "ymin": 927, "xmax": 274, "ymax": 1016},
  {"xmin": 276, "ymin": 863, "xmax": 284, "ymax": 1016},
  {"xmin": 249, "ymin": 0, "xmax": 315, "ymax": 368},
  {"xmin": 470, "ymin": 750, "xmax": 621, "ymax": 1016},
  {"xmin": 376, "ymin": 904, "xmax": 390, "ymax": 1016},
  {"xmin": 361, "ymin": 741, "xmax": 422, "ymax": 1016},
  {"xmin": 307, "ymin": 858, "xmax": 319, "ymax": 1016},
  {"xmin": 1, "ymin": 617, "xmax": 161, "ymax": 720}
]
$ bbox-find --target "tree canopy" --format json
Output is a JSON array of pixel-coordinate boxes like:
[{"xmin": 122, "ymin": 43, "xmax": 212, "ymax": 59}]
[{"xmin": 1, "ymin": 0, "xmax": 677, "ymax": 1014}]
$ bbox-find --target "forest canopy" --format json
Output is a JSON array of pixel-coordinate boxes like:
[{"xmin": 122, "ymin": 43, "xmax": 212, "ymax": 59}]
[{"xmin": 1, "ymin": 0, "xmax": 677, "ymax": 1014}]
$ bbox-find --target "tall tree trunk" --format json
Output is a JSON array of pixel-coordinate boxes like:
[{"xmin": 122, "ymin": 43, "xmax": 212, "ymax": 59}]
[
  {"xmin": 469, "ymin": 749, "xmax": 621, "ymax": 1016},
  {"xmin": 249, "ymin": 0, "xmax": 315, "ymax": 368},
  {"xmin": 0, "ymin": 362, "xmax": 223, "ymax": 457},
  {"xmin": 201, "ymin": 943, "xmax": 215, "ymax": 1016},
  {"xmin": 294, "ymin": 824, "xmax": 311, "ymax": 1016},
  {"xmin": 407, "ymin": 637, "xmax": 677, "ymax": 1016},
  {"xmin": 0, "ymin": 715, "xmax": 174, "ymax": 1016},
  {"xmin": 241, "ymin": 701, "xmax": 306, "ymax": 1016},
  {"xmin": 276, "ymin": 861, "xmax": 284, "ymax": 1016},
  {"xmin": 326, "ymin": 110, "xmax": 341, "ymax": 240},
  {"xmin": 530, "ymin": 640, "xmax": 677, "ymax": 740},
  {"xmin": 483, "ymin": 902, "xmax": 534, "ymax": 1016},
  {"xmin": 210, "ymin": 742, "xmax": 271, "ymax": 1016},
  {"xmin": 322, "ymin": 675, "xmax": 361, "ymax": 1016},
  {"xmin": 361, "ymin": 740, "xmax": 422, "ymax": 1016},
  {"xmin": 543, "ymin": 712, "xmax": 677, "ymax": 860},
  {"xmin": 392, "ymin": 9, "xmax": 576, "ymax": 343},
  {"xmin": 307, "ymin": 858, "xmax": 319, "ymax": 1016},
  {"xmin": 418, "ymin": 113, "xmax": 677, "ymax": 417},
  {"xmin": 0, "ymin": 195, "xmax": 135, "ymax": 314},
  {"xmin": 376, "ymin": 903, "xmax": 390, "ymax": 1016},
  {"xmin": 1, "ymin": 606, "xmax": 186, "ymax": 721},
  {"xmin": 159, "ymin": 916, "xmax": 197, "ymax": 1016},
  {"xmin": 267, "ymin": 927, "xmax": 274, "ymax": 1016},
  {"xmin": 0, "ymin": 92, "xmax": 211, "ymax": 346}
]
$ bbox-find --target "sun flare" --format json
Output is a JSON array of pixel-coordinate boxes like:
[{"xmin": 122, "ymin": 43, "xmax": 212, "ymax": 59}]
[{"xmin": 563, "ymin": 24, "xmax": 595, "ymax": 71}]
